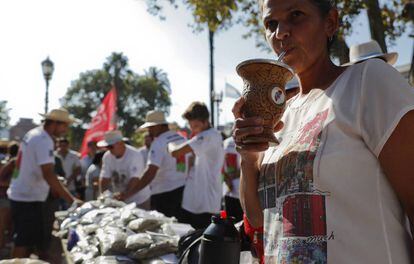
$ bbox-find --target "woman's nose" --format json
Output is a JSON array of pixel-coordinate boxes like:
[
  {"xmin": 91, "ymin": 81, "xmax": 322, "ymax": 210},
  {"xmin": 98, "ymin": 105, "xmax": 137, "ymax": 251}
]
[{"xmin": 275, "ymin": 23, "xmax": 290, "ymax": 41}]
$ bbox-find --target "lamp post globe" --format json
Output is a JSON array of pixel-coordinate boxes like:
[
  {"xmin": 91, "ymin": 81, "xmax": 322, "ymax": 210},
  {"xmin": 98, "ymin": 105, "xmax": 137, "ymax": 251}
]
[{"xmin": 41, "ymin": 57, "xmax": 54, "ymax": 114}]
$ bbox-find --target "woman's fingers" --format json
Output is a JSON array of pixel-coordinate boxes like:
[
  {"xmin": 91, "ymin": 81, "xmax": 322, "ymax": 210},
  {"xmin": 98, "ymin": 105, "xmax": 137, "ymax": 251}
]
[
  {"xmin": 232, "ymin": 97, "xmax": 245, "ymax": 119},
  {"xmin": 234, "ymin": 116, "xmax": 263, "ymax": 129},
  {"xmin": 233, "ymin": 118, "xmax": 263, "ymax": 142},
  {"xmin": 233, "ymin": 126, "xmax": 263, "ymax": 143},
  {"xmin": 273, "ymin": 121, "xmax": 284, "ymax": 132},
  {"xmin": 236, "ymin": 142, "xmax": 269, "ymax": 153}
]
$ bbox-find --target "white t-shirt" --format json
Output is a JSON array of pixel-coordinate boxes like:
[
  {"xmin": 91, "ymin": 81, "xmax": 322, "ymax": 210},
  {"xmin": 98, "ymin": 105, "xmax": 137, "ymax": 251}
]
[
  {"xmin": 80, "ymin": 155, "xmax": 93, "ymax": 177},
  {"xmin": 260, "ymin": 59, "xmax": 414, "ymax": 263},
  {"xmin": 147, "ymin": 130, "xmax": 187, "ymax": 195},
  {"xmin": 7, "ymin": 126, "xmax": 55, "ymax": 202},
  {"xmin": 56, "ymin": 150, "xmax": 81, "ymax": 191},
  {"xmin": 85, "ymin": 164, "xmax": 100, "ymax": 201},
  {"xmin": 182, "ymin": 128, "xmax": 225, "ymax": 214},
  {"xmin": 222, "ymin": 137, "xmax": 241, "ymax": 199},
  {"xmin": 137, "ymin": 146, "xmax": 149, "ymax": 164},
  {"xmin": 100, "ymin": 145, "xmax": 150, "ymax": 205}
]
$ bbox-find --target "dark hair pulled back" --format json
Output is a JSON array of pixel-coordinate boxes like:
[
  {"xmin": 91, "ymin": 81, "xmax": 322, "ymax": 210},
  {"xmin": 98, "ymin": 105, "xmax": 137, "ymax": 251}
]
[
  {"xmin": 311, "ymin": 0, "xmax": 335, "ymax": 16},
  {"xmin": 311, "ymin": 0, "xmax": 337, "ymax": 49}
]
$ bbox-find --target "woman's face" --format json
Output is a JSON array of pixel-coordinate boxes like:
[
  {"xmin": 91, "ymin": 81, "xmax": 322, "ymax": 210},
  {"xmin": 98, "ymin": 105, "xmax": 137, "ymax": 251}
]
[{"xmin": 263, "ymin": 0, "xmax": 337, "ymax": 73}]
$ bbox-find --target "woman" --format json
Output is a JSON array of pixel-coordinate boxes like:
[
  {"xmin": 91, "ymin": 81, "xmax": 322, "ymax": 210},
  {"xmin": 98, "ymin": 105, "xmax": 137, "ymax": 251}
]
[{"xmin": 232, "ymin": 0, "xmax": 414, "ymax": 263}]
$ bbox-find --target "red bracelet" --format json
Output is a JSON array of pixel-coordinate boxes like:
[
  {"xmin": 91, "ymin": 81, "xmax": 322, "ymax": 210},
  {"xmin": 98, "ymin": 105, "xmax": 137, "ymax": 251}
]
[{"xmin": 243, "ymin": 214, "xmax": 264, "ymax": 263}]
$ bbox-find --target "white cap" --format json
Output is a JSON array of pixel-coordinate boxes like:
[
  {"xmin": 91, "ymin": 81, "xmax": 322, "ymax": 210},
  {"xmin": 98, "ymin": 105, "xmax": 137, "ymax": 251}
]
[{"xmin": 97, "ymin": 130, "xmax": 123, "ymax": 147}]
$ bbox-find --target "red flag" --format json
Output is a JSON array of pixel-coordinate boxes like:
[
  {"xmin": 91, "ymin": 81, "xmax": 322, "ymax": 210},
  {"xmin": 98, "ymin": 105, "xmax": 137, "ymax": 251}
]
[{"xmin": 80, "ymin": 88, "xmax": 117, "ymax": 157}]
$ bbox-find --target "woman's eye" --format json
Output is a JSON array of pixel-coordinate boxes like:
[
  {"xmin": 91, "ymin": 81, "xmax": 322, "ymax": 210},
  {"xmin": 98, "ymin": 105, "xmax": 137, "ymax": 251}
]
[
  {"xmin": 291, "ymin": 10, "xmax": 304, "ymax": 19},
  {"xmin": 266, "ymin": 20, "xmax": 278, "ymax": 32}
]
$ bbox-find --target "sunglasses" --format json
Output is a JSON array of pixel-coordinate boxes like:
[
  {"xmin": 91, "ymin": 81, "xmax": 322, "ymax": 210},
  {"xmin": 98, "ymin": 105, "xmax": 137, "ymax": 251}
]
[{"xmin": 107, "ymin": 144, "xmax": 115, "ymax": 150}]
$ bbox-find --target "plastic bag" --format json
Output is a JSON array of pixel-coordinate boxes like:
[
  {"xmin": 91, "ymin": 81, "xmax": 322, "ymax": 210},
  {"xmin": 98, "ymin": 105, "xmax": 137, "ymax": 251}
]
[
  {"xmin": 71, "ymin": 245, "xmax": 99, "ymax": 264},
  {"xmin": 120, "ymin": 203, "xmax": 137, "ymax": 224},
  {"xmin": 128, "ymin": 218, "xmax": 163, "ymax": 232},
  {"xmin": 128, "ymin": 238, "xmax": 178, "ymax": 260},
  {"xmin": 84, "ymin": 256, "xmax": 135, "ymax": 264},
  {"xmin": 125, "ymin": 233, "xmax": 153, "ymax": 251},
  {"xmin": 97, "ymin": 228, "xmax": 128, "ymax": 255},
  {"xmin": 129, "ymin": 232, "xmax": 179, "ymax": 260}
]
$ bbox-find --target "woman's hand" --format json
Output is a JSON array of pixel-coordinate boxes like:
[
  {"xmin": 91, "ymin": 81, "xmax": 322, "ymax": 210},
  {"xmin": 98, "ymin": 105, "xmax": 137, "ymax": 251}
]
[{"xmin": 232, "ymin": 97, "xmax": 283, "ymax": 160}]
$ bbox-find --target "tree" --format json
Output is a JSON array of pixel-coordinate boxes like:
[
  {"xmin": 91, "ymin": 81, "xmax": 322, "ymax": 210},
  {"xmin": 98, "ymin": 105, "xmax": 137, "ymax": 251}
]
[
  {"xmin": 146, "ymin": 0, "xmax": 240, "ymax": 127},
  {"xmin": 61, "ymin": 52, "xmax": 171, "ymax": 147},
  {"xmin": 0, "ymin": 101, "xmax": 10, "ymax": 130},
  {"xmin": 145, "ymin": 66, "xmax": 172, "ymax": 94},
  {"xmin": 402, "ymin": 1, "xmax": 414, "ymax": 85}
]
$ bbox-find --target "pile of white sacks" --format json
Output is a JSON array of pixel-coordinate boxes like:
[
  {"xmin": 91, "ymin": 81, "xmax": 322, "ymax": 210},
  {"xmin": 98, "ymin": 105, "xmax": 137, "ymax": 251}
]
[{"xmin": 56, "ymin": 192, "xmax": 194, "ymax": 264}]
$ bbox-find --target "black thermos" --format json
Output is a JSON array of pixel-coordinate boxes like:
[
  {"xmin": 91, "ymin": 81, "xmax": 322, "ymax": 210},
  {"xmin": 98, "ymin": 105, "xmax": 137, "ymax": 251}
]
[{"xmin": 199, "ymin": 211, "xmax": 241, "ymax": 264}]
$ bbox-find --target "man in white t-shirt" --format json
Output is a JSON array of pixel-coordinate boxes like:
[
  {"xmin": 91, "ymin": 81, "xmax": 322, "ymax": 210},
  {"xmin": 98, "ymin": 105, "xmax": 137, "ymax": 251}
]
[
  {"xmin": 131, "ymin": 111, "xmax": 187, "ymax": 218},
  {"xmin": 7, "ymin": 108, "xmax": 80, "ymax": 259},
  {"xmin": 137, "ymin": 132, "xmax": 152, "ymax": 164},
  {"xmin": 222, "ymin": 136, "xmax": 243, "ymax": 223},
  {"xmin": 56, "ymin": 137, "xmax": 81, "ymax": 196},
  {"xmin": 98, "ymin": 130, "xmax": 151, "ymax": 209},
  {"xmin": 170, "ymin": 102, "xmax": 224, "ymax": 229}
]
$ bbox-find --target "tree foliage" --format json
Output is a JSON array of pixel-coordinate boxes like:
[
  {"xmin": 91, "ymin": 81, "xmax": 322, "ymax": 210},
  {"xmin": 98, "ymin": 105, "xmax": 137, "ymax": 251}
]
[
  {"xmin": 0, "ymin": 101, "xmax": 10, "ymax": 129},
  {"xmin": 146, "ymin": 0, "xmax": 409, "ymax": 64},
  {"xmin": 146, "ymin": 0, "xmax": 240, "ymax": 33},
  {"xmin": 61, "ymin": 52, "xmax": 171, "ymax": 147}
]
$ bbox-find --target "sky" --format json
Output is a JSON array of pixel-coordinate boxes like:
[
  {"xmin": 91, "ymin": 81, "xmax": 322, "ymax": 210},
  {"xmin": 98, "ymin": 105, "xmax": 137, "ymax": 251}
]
[{"xmin": 0, "ymin": 0, "xmax": 412, "ymax": 129}]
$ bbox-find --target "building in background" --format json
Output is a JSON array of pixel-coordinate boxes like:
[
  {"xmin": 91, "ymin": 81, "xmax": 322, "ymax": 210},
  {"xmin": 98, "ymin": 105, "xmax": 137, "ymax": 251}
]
[{"xmin": 9, "ymin": 118, "xmax": 37, "ymax": 141}]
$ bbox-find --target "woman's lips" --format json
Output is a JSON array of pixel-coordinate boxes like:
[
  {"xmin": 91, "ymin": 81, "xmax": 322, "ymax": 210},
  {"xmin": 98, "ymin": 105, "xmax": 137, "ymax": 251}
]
[
  {"xmin": 284, "ymin": 47, "xmax": 295, "ymax": 57},
  {"xmin": 277, "ymin": 47, "xmax": 294, "ymax": 59}
]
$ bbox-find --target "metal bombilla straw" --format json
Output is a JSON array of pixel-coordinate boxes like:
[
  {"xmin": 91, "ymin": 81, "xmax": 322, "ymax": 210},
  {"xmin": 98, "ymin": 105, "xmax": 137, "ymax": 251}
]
[{"xmin": 277, "ymin": 50, "xmax": 287, "ymax": 62}]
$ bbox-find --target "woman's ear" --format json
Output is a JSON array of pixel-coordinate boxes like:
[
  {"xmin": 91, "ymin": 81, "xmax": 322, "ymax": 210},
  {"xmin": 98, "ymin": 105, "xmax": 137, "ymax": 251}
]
[{"xmin": 325, "ymin": 8, "xmax": 339, "ymax": 38}]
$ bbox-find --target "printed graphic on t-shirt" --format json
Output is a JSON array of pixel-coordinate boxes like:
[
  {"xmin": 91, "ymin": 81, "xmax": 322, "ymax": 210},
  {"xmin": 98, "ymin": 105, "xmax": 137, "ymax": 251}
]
[
  {"xmin": 225, "ymin": 153, "xmax": 238, "ymax": 174},
  {"xmin": 260, "ymin": 109, "xmax": 332, "ymax": 264},
  {"xmin": 175, "ymin": 155, "xmax": 186, "ymax": 173},
  {"xmin": 112, "ymin": 171, "xmax": 127, "ymax": 193}
]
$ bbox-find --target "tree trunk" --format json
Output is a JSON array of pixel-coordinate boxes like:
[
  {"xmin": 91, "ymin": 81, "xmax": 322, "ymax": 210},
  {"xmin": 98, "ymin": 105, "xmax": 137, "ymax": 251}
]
[
  {"xmin": 403, "ymin": 2, "xmax": 414, "ymax": 85},
  {"xmin": 364, "ymin": 0, "xmax": 388, "ymax": 52},
  {"xmin": 331, "ymin": 36, "xmax": 350, "ymax": 65},
  {"xmin": 209, "ymin": 30, "xmax": 215, "ymax": 127}
]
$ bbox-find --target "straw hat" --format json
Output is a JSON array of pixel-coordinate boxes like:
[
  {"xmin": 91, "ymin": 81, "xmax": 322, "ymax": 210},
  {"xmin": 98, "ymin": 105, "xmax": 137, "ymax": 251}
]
[
  {"xmin": 97, "ymin": 130, "xmax": 123, "ymax": 147},
  {"xmin": 342, "ymin": 40, "xmax": 398, "ymax": 66},
  {"xmin": 39, "ymin": 108, "xmax": 78, "ymax": 124},
  {"xmin": 139, "ymin": 110, "xmax": 168, "ymax": 129}
]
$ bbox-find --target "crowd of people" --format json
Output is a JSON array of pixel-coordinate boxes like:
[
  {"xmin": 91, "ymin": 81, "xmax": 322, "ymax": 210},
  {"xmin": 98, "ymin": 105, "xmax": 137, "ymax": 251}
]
[{"xmin": 0, "ymin": 101, "xmax": 244, "ymax": 261}]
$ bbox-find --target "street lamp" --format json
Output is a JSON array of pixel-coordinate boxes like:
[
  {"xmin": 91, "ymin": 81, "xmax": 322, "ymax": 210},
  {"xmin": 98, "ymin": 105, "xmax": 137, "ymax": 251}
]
[{"xmin": 41, "ymin": 57, "xmax": 54, "ymax": 114}]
